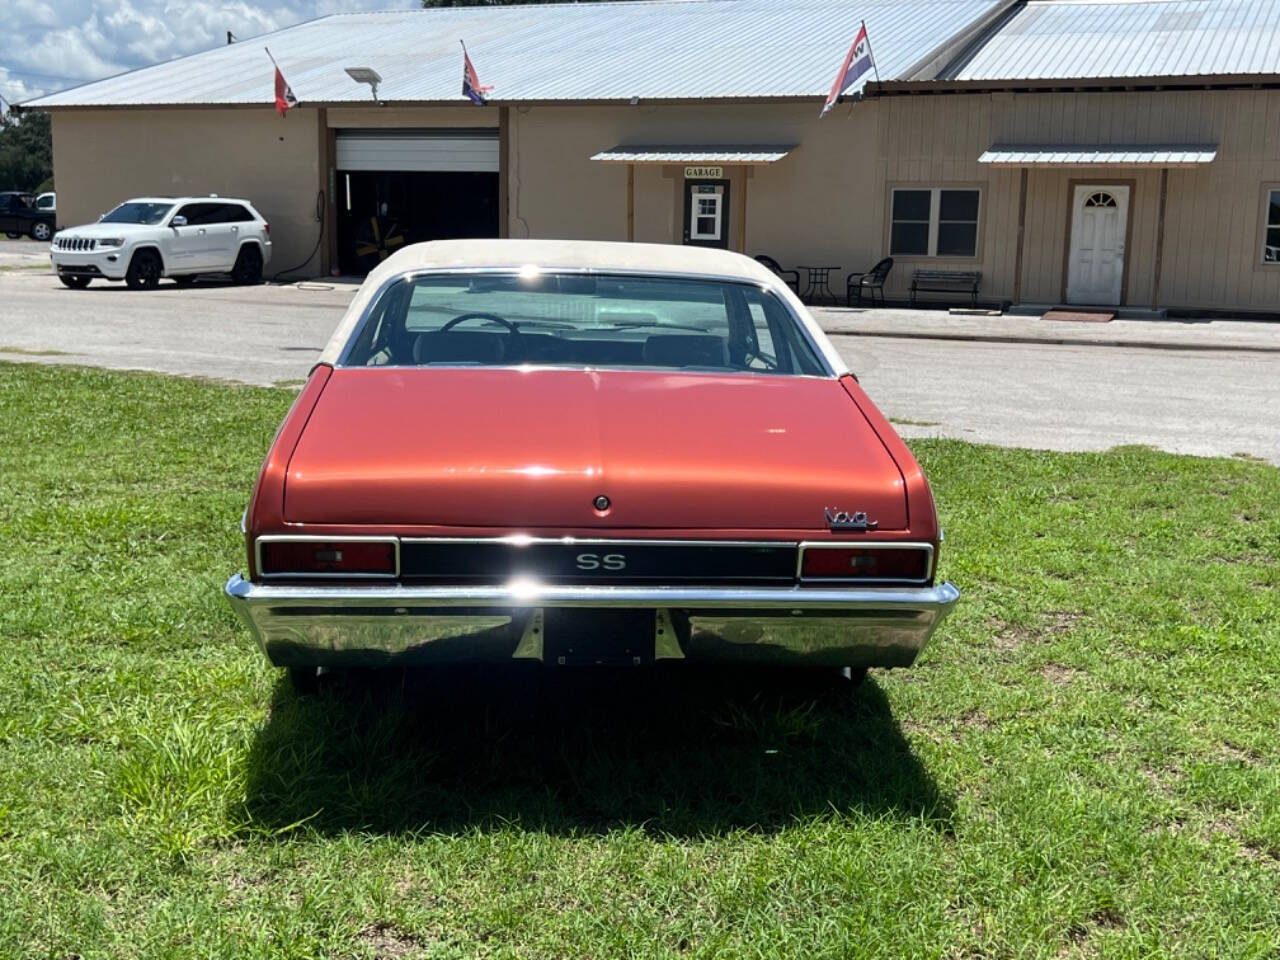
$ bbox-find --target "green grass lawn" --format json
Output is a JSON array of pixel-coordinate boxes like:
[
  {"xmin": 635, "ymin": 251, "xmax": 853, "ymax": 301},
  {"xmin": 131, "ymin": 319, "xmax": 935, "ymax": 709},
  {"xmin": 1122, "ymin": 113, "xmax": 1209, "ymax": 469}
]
[{"xmin": 1, "ymin": 361, "xmax": 1277, "ymax": 959}]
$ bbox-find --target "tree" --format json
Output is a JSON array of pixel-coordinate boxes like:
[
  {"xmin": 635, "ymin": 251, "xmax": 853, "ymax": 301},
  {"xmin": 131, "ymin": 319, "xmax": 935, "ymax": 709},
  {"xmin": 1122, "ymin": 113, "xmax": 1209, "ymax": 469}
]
[{"xmin": 0, "ymin": 110, "xmax": 53, "ymax": 193}]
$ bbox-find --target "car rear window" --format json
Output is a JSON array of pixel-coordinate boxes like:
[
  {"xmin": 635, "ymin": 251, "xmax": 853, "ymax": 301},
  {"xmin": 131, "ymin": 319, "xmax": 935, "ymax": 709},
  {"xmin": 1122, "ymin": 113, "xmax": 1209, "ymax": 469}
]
[{"xmin": 340, "ymin": 272, "xmax": 828, "ymax": 376}]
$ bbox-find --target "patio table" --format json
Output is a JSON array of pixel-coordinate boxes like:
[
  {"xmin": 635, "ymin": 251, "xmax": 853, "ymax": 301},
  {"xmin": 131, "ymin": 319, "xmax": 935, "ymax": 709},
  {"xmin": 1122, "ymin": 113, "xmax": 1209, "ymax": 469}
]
[{"xmin": 796, "ymin": 265, "xmax": 842, "ymax": 305}]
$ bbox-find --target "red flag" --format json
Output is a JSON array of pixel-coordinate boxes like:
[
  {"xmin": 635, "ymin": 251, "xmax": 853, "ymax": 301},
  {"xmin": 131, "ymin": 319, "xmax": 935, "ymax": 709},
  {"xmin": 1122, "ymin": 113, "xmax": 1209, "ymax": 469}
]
[
  {"xmin": 274, "ymin": 65, "xmax": 297, "ymax": 116},
  {"xmin": 461, "ymin": 41, "xmax": 493, "ymax": 106},
  {"xmin": 821, "ymin": 22, "xmax": 875, "ymax": 118},
  {"xmin": 267, "ymin": 48, "xmax": 297, "ymax": 116}
]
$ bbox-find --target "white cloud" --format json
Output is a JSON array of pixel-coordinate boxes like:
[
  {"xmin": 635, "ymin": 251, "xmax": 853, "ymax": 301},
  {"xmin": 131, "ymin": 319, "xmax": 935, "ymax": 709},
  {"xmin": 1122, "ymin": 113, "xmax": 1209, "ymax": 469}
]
[
  {"xmin": 104, "ymin": 0, "xmax": 182, "ymax": 64},
  {"xmin": 19, "ymin": 26, "xmax": 130, "ymax": 83},
  {"xmin": 10, "ymin": 0, "xmax": 59, "ymax": 28},
  {"xmin": 0, "ymin": 67, "xmax": 44, "ymax": 107},
  {"xmin": 1, "ymin": 0, "xmax": 421, "ymax": 104}
]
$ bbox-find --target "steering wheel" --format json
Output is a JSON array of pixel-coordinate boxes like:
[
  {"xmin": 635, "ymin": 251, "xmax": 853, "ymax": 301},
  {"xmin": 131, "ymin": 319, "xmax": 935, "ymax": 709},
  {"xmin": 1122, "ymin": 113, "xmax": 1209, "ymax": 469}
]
[{"xmin": 440, "ymin": 312, "xmax": 519, "ymax": 335}]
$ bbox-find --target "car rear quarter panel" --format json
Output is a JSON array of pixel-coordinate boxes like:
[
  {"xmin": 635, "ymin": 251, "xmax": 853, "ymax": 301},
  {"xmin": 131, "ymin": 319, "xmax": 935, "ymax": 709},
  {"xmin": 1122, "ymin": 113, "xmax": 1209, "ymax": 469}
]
[
  {"xmin": 245, "ymin": 363, "xmax": 333, "ymax": 577},
  {"xmin": 839, "ymin": 374, "xmax": 939, "ymax": 544}
]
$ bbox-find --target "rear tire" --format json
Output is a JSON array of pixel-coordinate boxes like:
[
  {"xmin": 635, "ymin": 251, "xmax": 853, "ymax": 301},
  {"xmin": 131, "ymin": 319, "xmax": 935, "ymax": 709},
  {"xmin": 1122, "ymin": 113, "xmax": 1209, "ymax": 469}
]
[
  {"xmin": 30, "ymin": 221, "xmax": 52, "ymax": 242},
  {"xmin": 125, "ymin": 249, "xmax": 162, "ymax": 290},
  {"xmin": 5, "ymin": 232, "xmax": 20, "ymax": 239},
  {"xmin": 58, "ymin": 275, "xmax": 91, "ymax": 289},
  {"xmin": 230, "ymin": 244, "xmax": 263, "ymax": 285},
  {"xmin": 841, "ymin": 666, "xmax": 869, "ymax": 687}
]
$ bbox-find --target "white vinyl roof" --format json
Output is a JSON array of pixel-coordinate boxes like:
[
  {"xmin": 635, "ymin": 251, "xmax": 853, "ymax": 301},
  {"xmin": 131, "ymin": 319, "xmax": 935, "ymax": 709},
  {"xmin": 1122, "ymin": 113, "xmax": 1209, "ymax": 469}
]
[
  {"xmin": 979, "ymin": 143, "xmax": 1220, "ymax": 166},
  {"xmin": 591, "ymin": 146, "xmax": 797, "ymax": 164},
  {"xmin": 948, "ymin": 0, "xmax": 1280, "ymax": 81},
  {"xmin": 25, "ymin": 0, "xmax": 1009, "ymax": 109}
]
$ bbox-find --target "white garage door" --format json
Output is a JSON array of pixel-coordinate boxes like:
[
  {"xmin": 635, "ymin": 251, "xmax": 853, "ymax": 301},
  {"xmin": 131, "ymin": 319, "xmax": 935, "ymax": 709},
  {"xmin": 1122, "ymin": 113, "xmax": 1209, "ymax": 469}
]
[{"xmin": 335, "ymin": 129, "xmax": 499, "ymax": 173}]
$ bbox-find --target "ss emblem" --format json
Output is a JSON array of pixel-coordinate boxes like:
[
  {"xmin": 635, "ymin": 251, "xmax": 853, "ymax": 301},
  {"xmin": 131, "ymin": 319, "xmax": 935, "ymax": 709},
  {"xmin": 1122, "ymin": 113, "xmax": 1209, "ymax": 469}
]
[{"xmin": 576, "ymin": 552, "xmax": 627, "ymax": 571}]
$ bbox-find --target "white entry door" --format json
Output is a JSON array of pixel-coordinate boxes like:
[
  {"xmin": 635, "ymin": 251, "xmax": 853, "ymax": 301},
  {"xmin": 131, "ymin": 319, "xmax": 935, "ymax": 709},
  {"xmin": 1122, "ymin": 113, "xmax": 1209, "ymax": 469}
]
[
  {"xmin": 690, "ymin": 191, "xmax": 722, "ymax": 240},
  {"xmin": 1067, "ymin": 184, "xmax": 1129, "ymax": 305}
]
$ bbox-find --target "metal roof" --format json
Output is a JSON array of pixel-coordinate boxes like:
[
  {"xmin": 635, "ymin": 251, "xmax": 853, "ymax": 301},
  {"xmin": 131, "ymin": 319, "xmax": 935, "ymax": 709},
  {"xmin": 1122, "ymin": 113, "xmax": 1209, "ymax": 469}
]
[
  {"xmin": 979, "ymin": 143, "xmax": 1219, "ymax": 165},
  {"xmin": 948, "ymin": 0, "xmax": 1280, "ymax": 81},
  {"xmin": 592, "ymin": 145, "xmax": 796, "ymax": 163},
  {"xmin": 26, "ymin": 0, "xmax": 1008, "ymax": 109}
]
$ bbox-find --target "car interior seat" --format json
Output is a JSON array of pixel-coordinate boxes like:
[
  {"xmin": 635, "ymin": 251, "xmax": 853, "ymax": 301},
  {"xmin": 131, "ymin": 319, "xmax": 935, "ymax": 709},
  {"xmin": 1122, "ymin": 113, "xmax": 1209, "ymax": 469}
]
[
  {"xmin": 413, "ymin": 330, "xmax": 507, "ymax": 365},
  {"xmin": 641, "ymin": 334, "xmax": 731, "ymax": 368}
]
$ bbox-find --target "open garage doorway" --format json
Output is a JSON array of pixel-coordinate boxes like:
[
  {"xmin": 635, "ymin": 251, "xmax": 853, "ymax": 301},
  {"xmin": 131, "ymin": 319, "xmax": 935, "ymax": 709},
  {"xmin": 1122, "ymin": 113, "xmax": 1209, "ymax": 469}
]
[{"xmin": 335, "ymin": 129, "xmax": 500, "ymax": 275}]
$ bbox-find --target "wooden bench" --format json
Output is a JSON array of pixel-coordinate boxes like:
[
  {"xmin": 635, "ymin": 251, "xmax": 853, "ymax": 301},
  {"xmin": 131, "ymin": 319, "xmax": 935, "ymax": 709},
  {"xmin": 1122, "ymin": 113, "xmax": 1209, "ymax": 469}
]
[{"xmin": 909, "ymin": 270, "xmax": 981, "ymax": 307}]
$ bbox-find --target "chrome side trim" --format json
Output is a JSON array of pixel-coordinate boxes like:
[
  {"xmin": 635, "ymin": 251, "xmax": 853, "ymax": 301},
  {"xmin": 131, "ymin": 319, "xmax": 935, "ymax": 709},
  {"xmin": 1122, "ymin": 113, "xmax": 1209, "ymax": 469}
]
[
  {"xmin": 254, "ymin": 534, "xmax": 401, "ymax": 581},
  {"xmin": 795, "ymin": 540, "xmax": 936, "ymax": 585}
]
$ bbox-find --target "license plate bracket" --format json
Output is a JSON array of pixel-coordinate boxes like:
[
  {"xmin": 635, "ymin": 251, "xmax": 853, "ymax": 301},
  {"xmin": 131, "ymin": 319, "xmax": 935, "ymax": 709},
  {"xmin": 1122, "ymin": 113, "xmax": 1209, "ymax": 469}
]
[{"xmin": 543, "ymin": 608, "xmax": 657, "ymax": 665}]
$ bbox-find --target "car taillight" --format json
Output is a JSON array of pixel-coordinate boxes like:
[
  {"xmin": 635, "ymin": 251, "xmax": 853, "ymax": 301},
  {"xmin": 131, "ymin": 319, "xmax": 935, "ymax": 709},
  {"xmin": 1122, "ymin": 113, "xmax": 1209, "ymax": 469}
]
[
  {"xmin": 258, "ymin": 538, "xmax": 397, "ymax": 576},
  {"xmin": 800, "ymin": 545, "xmax": 931, "ymax": 582},
  {"xmin": 262, "ymin": 221, "xmax": 270, "ymax": 236}
]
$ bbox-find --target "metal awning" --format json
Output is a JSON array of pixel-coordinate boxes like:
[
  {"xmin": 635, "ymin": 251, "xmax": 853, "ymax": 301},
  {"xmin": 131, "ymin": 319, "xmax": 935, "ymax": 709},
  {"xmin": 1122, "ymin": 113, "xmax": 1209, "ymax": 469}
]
[
  {"xmin": 591, "ymin": 145, "xmax": 797, "ymax": 164},
  {"xmin": 978, "ymin": 144, "xmax": 1218, "ymax": 167}
]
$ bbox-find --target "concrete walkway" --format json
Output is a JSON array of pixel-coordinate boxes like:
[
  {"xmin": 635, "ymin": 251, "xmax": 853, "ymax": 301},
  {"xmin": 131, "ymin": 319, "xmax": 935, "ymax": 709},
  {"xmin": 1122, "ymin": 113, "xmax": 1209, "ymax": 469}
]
[{"xmin": 810, "ymin": 306, "xmax": 1280, "ymax": 353}]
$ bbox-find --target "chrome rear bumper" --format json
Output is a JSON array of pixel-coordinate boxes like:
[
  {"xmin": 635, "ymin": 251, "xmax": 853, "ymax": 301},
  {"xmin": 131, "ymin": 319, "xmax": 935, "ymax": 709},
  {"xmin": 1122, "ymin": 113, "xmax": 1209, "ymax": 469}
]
[{"xmin": 224, "ymin": 574, "xmax": 960, "ymax": 669}]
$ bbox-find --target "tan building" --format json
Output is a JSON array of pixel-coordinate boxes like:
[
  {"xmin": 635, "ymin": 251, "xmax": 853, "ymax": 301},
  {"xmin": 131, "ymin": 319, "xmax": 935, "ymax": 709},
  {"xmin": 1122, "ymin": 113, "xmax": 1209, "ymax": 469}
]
[{"xmin": 24, "ymin": 0, "xmax": 1280, "ymax": 314}]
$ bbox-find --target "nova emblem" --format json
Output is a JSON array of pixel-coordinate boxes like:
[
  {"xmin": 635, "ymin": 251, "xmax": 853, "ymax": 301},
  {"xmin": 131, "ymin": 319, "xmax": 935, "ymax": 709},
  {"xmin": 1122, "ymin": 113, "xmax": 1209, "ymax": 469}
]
[
  {"xmin": 825, "ymin": 508, "xmax": 878, "ymax": 532},
  {"xmin": 576, "ymin": 553, "xmax": 627, "ymax": 571}
]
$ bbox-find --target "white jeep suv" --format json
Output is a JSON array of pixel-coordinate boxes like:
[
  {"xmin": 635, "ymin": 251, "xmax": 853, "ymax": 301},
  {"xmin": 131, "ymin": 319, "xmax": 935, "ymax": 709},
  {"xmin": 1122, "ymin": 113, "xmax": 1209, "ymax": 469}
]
[{"xmin": 50, "ymin": 196, "xmax": 272, "ymax": 290}]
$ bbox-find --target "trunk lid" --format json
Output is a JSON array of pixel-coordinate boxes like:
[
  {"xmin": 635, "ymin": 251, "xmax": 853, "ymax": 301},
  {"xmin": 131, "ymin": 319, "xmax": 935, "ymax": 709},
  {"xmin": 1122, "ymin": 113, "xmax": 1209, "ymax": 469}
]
[{"xmin": 283, "ymin": 368, "xmax": 907, "ymax": 530}]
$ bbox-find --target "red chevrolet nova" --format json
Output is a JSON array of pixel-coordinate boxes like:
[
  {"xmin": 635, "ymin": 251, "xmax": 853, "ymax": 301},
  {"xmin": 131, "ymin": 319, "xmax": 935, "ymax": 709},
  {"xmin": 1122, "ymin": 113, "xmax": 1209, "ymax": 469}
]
[{"xmin": 226, "ymin": 239, "xmax": 958, "ymax": 690}]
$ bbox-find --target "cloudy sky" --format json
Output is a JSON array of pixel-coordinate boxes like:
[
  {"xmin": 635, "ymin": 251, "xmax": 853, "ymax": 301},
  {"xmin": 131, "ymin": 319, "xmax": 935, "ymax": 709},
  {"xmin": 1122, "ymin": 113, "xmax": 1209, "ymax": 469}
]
[{"xmin": 1, "ymin": 0, "xmax": 421, "ymax": 107}]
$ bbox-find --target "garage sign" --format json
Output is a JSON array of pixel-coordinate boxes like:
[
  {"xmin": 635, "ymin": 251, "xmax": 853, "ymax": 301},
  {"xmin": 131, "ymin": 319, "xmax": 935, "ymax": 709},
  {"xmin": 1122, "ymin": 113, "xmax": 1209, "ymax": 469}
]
[{"xmin": 684, "ymin": 166, "xmax": 723, "ymax": 179}]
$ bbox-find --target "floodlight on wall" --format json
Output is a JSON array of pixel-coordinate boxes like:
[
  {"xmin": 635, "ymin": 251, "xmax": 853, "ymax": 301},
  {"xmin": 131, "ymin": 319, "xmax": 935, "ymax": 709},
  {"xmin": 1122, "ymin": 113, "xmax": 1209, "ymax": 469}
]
[{"xmin": 345, "ymin": 67, "xmax": 382, "ymax": 101}]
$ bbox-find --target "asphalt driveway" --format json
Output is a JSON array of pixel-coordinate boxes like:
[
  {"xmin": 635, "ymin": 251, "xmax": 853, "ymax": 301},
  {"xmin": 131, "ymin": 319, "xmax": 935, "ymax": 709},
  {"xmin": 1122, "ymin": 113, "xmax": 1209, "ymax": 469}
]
[
  {"xmin": 0, "ymin": 269, "xmax": 1276, "ymax": 463},
  {"xmin": 0, "ymin": 269, "xmax": 354, "ymax": 385},
  {"xmin": 0, "ymin": 236, "xmax": 51, "ymax": 258}
]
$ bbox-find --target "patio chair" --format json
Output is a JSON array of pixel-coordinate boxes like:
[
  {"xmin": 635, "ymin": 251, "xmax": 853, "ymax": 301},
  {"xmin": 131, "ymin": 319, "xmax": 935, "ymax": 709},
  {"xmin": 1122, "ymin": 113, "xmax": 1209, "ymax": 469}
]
[
  {"xmin": 754, "ymin": 254, "xmax": 801, "ymax": 295},
  {"xmin": 846, "ymin": 257, "xmax": 894, "ymax": 307}
]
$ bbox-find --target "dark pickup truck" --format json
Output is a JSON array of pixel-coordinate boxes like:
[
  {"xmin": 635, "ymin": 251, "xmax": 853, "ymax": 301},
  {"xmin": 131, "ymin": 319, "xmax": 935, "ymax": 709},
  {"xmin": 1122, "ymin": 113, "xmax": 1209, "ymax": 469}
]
[{"xmin": 0, "ymin": 191, "xmax": 55, "ymax": 241}]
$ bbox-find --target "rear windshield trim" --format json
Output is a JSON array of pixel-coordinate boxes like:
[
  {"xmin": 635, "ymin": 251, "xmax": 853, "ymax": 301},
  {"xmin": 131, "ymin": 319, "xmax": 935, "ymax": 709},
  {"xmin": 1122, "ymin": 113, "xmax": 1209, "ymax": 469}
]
[
  {"xmin": 331, "ymin": 363, "xmax": 836, "ymax": 382},
  {"xmin": 336, "ymin": 266, "xmax": 835, "ymax": 378}
]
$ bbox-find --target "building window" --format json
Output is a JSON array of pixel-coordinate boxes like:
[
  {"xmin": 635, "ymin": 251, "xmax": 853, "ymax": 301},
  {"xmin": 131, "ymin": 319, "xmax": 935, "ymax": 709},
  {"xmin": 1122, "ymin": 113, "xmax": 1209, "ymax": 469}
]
[
  {"xmin": 890, "ymin": 188, "xmax": 981, "ymax": 257},
  {"xmin": 691, "ymin": 193, "xmax": 722, "ymax": 240},
  {"xmin": 1264, "ymin": 190, "xmax": 1280, "ymax": 262}
]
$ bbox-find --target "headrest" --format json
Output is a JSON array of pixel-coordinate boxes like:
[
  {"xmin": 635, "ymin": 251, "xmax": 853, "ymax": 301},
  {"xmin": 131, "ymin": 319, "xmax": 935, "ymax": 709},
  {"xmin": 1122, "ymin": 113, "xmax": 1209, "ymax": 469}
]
[
  {"xmin": 413, "ymin": 330, "xmax": 506, "ymax": 364},
  {"xmin": 641, "ymin": 333, "xmax": 730, "ymax": 368}
]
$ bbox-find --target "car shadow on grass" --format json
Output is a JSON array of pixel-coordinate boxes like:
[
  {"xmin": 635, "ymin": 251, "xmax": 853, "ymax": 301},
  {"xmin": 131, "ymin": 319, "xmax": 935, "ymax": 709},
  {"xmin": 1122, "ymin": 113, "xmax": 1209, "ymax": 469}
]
[{"xmin": 238, "ymin": 665, "xmax": 953, "ymax": 838}]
